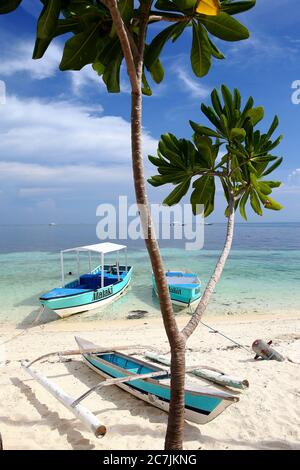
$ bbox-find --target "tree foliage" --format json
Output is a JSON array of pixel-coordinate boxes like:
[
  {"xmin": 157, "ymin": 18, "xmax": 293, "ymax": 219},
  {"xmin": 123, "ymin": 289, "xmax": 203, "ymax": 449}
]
[
  {"xmin": 148, "ymin": 85, "xmax": 283, "ymax": 219},
  {"xmin": 0, "ymin": 0, "xmax": 256, "ymax": 93}
]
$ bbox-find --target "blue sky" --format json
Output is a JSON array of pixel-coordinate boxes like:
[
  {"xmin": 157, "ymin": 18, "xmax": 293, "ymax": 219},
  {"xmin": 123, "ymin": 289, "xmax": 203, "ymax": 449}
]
[{"xmin": 0, "ymin": 0, "xmax": 299, "ymax": 224}]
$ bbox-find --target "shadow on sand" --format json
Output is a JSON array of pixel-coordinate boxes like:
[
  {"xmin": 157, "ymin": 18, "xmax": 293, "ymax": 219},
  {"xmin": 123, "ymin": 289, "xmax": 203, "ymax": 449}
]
[
  {"xmin": 16, "ymin": 306, "xmax": 60, "ymax": 330},
  {"xmin": 10, "ymin": 376, "xmax": 95, "ymax": 450},
  {"xmin": 63, "ymin": 359, "xmax": 202, "ymax": 443}
]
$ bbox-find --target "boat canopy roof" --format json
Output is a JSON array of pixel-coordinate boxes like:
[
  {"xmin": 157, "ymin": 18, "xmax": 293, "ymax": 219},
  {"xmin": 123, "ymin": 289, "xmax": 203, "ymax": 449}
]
[{"xmin": 61, "ymin": 242, "xmax": 127, "ymax": 255}]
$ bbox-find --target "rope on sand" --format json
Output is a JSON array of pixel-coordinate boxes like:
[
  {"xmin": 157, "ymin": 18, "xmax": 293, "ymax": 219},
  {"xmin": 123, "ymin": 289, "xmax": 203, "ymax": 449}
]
[{"xmin": 0, "ymin": 306, "xmax": 45, "ymax": 347}]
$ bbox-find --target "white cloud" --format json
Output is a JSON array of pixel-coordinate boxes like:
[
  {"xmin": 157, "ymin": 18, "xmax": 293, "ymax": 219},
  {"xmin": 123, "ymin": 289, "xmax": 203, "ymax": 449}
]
[
  {"xmin": 0, "ymin": 95, "xmax": 157, "ymax": 166},
  {"xmin": 0, "ymin": 35, "xmax": 107, "ymax": 95},
  {"xmin": 226, "ymin": 35, "xmax": 298, "ymax": 66},
  {"xmin": 288, "ymin": 168, "xmax": 300, "ymax": 186},
  {"xmin": 0, "ymin": 94, "xmax": 158, "ymax": 211},
  {"xmin": 176, "ymin": 69, "xmax": 211, "ymax": 99},
  {"xmin": 0, "ymin": 40, "xmax": 61, "ymax": 80},
  {"xmin": 0, "ymin": 161, "xmax": 126, "ymax": 185}
]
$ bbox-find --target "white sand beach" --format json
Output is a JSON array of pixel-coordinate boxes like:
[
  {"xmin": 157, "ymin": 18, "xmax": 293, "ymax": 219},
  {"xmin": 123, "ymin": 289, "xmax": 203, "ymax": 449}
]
[{"xmin": 0, "ymin": 313, "xmax": 299, "ymax": 450}]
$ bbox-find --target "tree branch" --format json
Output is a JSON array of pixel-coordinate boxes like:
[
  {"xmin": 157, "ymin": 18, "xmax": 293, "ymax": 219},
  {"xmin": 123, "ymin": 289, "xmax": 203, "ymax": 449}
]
[
  {"xmin": 181, "ymin": 191, "xmax": 236, "ymax": 340},
  {"xmin": 148, "ymin": 15, "xmax": 192, "ymax": 23},
  {"xmin": 101, "ymin": 0, "xmax": 139, "ymax": 93}
]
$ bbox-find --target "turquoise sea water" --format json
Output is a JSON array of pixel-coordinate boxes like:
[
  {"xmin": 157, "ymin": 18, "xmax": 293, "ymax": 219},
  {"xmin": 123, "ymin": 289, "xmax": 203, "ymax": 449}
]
[{"xmin": 0, "ymin": 223, "xmax": 299, "ymax": 326}]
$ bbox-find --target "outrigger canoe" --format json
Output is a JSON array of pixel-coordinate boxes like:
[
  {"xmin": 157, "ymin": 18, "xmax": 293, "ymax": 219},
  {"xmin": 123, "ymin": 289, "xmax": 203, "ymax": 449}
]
[
  {"xmin": 76, "ymin": 337, "xmax": 239, "ymax": 425},
  {"xmin": 40, "ymin": 243, "xmax": 132, "ymax": 318},
  {"xmin": 152, "ymin": 270, "xmax": 201, "ymax": 308}
]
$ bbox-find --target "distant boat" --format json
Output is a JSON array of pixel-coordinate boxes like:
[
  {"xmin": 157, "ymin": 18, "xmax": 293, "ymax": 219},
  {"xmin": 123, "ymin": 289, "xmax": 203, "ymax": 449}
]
[
  {"xmin": 152, "ymin": 270, "xmax": 201, "ymax": 308},
  {"xmin": 49, "ymin": 222, "xmax": 56, "ymax": 226},
  {"xmin": 204, "ymin": 223, "xmax": 213, "ymax": 226},
  {"xmin": 40, "ymin": 243, "xmax": 132, "ymax": 318}
]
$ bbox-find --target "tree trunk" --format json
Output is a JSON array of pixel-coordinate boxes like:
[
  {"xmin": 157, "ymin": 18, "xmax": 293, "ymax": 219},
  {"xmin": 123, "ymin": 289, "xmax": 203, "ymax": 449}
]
[
  {"xmin": 182, "ymin": 194, "xmax": 236, "ymax": 340},
  {"xmin": 164, "ymin": 343, "xmax": 186, "ymax": 450},
  {"xmin": 131, "ymin": 87, "xmax": 186, "ymax": 450}
]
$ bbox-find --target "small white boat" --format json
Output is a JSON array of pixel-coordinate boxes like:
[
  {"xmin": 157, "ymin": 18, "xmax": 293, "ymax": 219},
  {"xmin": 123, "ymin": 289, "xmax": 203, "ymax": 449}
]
[
  {"xmin": 152, "ymin": 270, "xmax": 201, "ymax": 308},
  {"xmin": 40, "ymin": 243, "xmax": 132, "ymax": 318}
]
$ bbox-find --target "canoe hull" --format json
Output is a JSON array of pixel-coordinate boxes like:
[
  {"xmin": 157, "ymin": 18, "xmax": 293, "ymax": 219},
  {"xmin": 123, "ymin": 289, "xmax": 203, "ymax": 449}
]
[
  {"xmin": 40, "ymin": 267, "xmax": 132, "ymax": 318},
  {"xmin": 76, "ymin": 337, "xmax": 238, "ymax": 425}
]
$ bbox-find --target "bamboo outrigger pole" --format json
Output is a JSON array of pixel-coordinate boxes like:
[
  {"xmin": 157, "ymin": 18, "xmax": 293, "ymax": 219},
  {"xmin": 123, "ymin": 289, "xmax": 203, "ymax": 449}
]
[
  {"xmin": 21, "ymin": 361, "xmax": 106, "ymax": 437},
  {"xmin": 26, "ymin": 344, "xmax": 156, "ymax": 368},
  {"xmin": 144, "ymin": 352, "xmax": 249, "ymax": 390}
]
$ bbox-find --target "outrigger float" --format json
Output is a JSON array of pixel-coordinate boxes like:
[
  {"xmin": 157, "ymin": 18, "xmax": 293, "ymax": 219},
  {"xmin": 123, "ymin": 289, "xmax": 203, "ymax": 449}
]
[
  {"xmin": 21, "ymin": 337, "xmax": 242, "ymax": 437},
  {"xmin": 39, "ymin": 243, "xmax": 132, "ymax": 318}
]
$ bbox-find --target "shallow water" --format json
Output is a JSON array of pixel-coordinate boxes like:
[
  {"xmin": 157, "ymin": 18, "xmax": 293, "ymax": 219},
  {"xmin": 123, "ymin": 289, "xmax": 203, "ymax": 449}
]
[{"xmin": 0, "ymin": 223, "xmax": 299, "ymax": 326}]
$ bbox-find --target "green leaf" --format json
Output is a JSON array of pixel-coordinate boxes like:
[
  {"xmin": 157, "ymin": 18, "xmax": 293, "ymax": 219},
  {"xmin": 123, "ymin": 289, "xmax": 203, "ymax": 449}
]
[
  {"xmin": 239, "ymin": 96, "xmax": 254, "ymax": 122},
  {"xmin": 244, "ymin": 106, "xmax": 264, "ymax": 126},
  {"xmin": 264, "ymin": 115, "xmax": 279, "ymax": 142},
  {"xmin": 200, "ymin": 12, "xmax": 250, "ymax": 42},
  {"xmin": 0, "ymin": 0, "xmax": 22, "ymax": 14},
  {"xmin": 211, "ymin": 89, "xmax": 223, "ymax": 116},
  {"xmin": 60, "ymin": 22, "xmax": 101, "ymax": 70},
  {"xmin": 103, "ymin": 50, "xmax": 123, "ymax": 93},
  {"xmin": 36, "ymin": 0, "xmax": 62, "ymax": 40},
  {"xmin": 264, "ymin": 135, "xmax": 283, "ymax": 152},
  {"xmin": 148, "ymin": 58, "xmax": 164, "ymax": 84},
  {"xmin": 33, "ymin": 18, "xmax": 81, "ymax": 59},
  {"xmin": 257, "ymin": 181, "xmax": 272, "ymax": 195},
  {"xmin": 173, "ymin": 0, "xmax": 196, "ymax": 10},
  {"xmin": 148, "ymin": 155, "xmax": 163, "ymax": 166},
  {"xmin": 148, "ymin": 174, "xmax": 185, "ymax": 187},
  {"xmin": 190, "ymin": 121, "xmax": 221, "ymax": 138},
  {"xmin": 33, "ymin": 38, "xmax": 53, "ymax": 60},
  {"xmin": 263, "ymin": 180, "xmax": 281, "ymax": 188},
  {"xmin": 239, "ymin": 188, "xmax": 250, "ymax": 220},
  {"xmin": 193, "ymin": 136, "xmax": 213, "ymax": 167},
  {"xmin": 230, "ymin": 128, "xmax": 246, "ymax": 141},
  {"xmin": 190, "ymin": 21, "xmax": 211, "ymax": 77},
  {"xmin": 154, "ymin": 0, "xmax": 182, "ymax": 12},
  {"xmin": 233, "ymin": 88, "xmax": 241, "ymax": 111},
  {"xmin": 141, "ymin": 70, "xmax": 152, "ymax": 96},
  {"xmin": 206, "ymin": 36, "xmax": 225, "ymax": 59},
  {"xmin": 221, "ymin": 84, "xmax": 234, "ymax": 119},
  {"xmin": 200, "ymin": 104, "xmax": 220, "ymax": 129},
  {"xmin": 262, "ymin": 157, "xmax": 283, "ymax": 177},
  {"xmin": 191, "ymin": 175, "xmax": 215, "ymax": 216},
  {"xmin": 163, "ymin": 178, "xmax": 191, "ymax": 206},
  {"xmin": 219, "ymin": 113, "xmax": 229, "ymax": 136},
  {"xmin": 92, "ymin": 60, "xmax": 105, "ymax": 76},
  {"xmin": 145, "ymin": 22, "xmax": 187, "ymax": 69},
  {"xmin": 257, "ymin": 192, "xmax": 283, "ymax": 211},
  {"xmin": 221, "ymin": 0, "xmax": 256, "ymax": 15},
  {"xmin": 250, "ymin": 189, "xmax": 262, "ymax": 216},
  {"xmin": 158, "ymin": 140, "xmax": 185, "ymax": 168}
]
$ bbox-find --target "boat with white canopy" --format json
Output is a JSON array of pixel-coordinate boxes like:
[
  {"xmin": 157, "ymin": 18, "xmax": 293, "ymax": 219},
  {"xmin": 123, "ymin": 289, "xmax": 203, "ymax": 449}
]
[{"xmin": 39, "ymin": 243, "xmax": 132, "ymax": 318}]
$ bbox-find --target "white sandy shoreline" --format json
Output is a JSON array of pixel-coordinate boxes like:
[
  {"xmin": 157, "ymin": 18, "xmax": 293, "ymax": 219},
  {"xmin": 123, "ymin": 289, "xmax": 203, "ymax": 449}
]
[{"xmin": 0, "ymin": 313, "xmax": 299, "ymax": 450}]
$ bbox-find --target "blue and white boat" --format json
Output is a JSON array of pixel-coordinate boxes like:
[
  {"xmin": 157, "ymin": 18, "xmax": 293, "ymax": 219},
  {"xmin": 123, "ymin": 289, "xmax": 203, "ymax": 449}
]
[
  {"xmin": 76, "ymin": 337, "xmax": 239, "ymax": 425},
  {"xmin": 152, "ymin": 271, "xmax": 201, "ymax": 308},
  {"xmin": 40, "ymin": 243, "xmax": 132, "ymax": 318}
]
